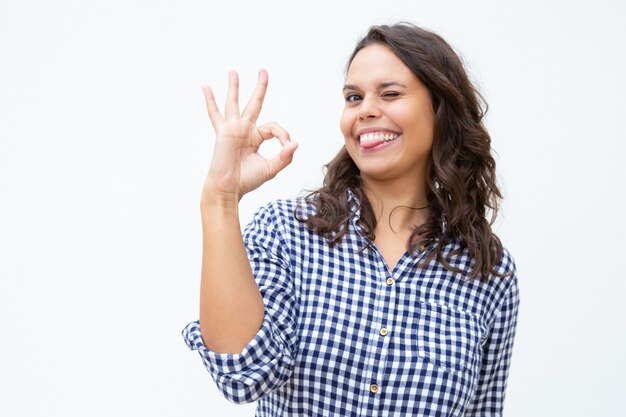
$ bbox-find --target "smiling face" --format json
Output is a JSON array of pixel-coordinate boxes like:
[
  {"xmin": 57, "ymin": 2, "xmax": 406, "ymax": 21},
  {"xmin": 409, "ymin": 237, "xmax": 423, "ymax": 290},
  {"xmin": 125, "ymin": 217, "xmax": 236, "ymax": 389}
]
[{"xmin": 340, "ymin": 44, "xmax": 435, "ymax": 186}]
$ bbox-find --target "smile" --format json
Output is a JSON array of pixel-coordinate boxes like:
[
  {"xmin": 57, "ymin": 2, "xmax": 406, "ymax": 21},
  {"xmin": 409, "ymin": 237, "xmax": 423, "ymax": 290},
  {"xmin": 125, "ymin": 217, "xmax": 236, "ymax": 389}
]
[{"xmin": 359, "ymin": 131, "xmax": 400, "ymax": 149}]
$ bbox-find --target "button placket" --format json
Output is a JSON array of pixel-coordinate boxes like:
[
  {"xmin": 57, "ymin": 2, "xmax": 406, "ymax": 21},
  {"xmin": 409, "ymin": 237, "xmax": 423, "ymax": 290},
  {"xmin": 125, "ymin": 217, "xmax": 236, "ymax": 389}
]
[{"xmin": 366, "ymin": 272, "xmax": 394, "ymax": 402}]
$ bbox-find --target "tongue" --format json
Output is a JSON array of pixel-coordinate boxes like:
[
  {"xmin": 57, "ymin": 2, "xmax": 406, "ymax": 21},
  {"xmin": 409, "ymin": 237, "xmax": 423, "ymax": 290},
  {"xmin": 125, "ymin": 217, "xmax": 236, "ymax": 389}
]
[{"xmin": 360, "ymin": 138, "xmax": 385, "ymax": 149}]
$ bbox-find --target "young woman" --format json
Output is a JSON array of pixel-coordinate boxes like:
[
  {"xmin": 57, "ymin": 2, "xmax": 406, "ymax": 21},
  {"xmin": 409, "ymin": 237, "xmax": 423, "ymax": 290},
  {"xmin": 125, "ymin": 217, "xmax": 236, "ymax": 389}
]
[{"xmin": 183, "ymin": 23, "xmax": 520, "ymax": 416}]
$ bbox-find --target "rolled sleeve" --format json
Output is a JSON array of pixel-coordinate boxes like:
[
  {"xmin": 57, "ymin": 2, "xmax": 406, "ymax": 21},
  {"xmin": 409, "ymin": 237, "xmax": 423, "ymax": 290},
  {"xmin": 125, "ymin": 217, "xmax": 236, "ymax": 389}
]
[
  {"xmin": 181, "ymin": 202, "xmax": 299, "ymax": 404},
  {"xmin": 182, "ymin": 313, "xmax": 296, "ymax": 404},
  {"xmin": 464, "ymin": 268, "xmax": 520, "ymax": 416}
]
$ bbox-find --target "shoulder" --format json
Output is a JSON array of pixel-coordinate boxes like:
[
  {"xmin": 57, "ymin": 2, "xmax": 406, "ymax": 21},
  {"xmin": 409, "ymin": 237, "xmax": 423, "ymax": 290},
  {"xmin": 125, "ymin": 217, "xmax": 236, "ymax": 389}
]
[
  {"xmin": 442, "ymin": 239, "xmax": 519, "ymax": 297},
  {"xmin": 485, "ymin": 245, "xmax": 519, "ymax": 310},
  {"xmin": 441, "ymin": 238, "xmax": 517, "ymax": 276},
  {"xmin": 495, "ymin": 246, "xmax": 518, "ymax": 281},
  {"xmin": 246, "ymin": 196, "xmax": 314, "ymax": 233},
  {"xmin": 252, "ymin": 197, "xmax": 311, "ymax": 221},
  {"xmin": 496, "ymin": 245, "xmax": 519, "ymax": 298}
]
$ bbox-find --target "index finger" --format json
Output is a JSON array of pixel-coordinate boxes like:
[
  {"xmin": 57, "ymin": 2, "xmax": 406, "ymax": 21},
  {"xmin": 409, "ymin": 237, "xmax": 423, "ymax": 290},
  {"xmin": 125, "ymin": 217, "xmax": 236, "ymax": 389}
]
[{"xmin": 241, "ymin": 68, "xmax": 268, "ymax": 123}]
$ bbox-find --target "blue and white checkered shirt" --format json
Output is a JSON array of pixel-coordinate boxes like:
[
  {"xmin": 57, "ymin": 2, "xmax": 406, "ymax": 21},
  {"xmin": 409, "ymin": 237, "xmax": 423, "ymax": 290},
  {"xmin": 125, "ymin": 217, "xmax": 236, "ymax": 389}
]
[{"xmin": 182, "ymin": 190, "xmax": 520, "ymax": 416}]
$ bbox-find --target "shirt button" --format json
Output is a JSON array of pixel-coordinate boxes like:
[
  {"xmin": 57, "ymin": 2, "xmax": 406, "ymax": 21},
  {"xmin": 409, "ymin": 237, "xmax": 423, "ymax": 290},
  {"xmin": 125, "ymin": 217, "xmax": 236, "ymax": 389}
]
[
  {"xmin": 386, "ymin": 277, "xmax": 394, "ymax": 285},
  {"xmin": 380, "ymin": 328, "xmax": 388, "ymax": 336},
  {"xmin": 370, "ymin": 384, "xmax": 379, "ymax": 393}
]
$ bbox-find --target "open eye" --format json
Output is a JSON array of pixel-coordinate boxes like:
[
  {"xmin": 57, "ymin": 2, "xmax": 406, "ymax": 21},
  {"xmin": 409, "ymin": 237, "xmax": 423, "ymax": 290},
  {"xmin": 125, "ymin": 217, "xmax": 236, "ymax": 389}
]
[{"xmin": 344, "ymin": 93, "xmax": 362, "ymax": 102}]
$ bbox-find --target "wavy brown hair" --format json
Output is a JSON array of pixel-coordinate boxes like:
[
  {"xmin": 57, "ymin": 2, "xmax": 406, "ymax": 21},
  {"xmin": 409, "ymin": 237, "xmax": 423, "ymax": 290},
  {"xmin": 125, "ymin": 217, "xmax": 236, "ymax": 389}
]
[{"xmin": 297, "ymin": 23, "xmax": 507, "ymax": 282}]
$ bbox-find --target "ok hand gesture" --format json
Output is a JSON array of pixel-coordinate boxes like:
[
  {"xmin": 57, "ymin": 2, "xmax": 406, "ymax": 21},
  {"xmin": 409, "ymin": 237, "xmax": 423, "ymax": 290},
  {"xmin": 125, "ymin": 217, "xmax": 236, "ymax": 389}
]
[{"xmin": 201, "ymin": 69, "xmax": 298, "ymax": 202}]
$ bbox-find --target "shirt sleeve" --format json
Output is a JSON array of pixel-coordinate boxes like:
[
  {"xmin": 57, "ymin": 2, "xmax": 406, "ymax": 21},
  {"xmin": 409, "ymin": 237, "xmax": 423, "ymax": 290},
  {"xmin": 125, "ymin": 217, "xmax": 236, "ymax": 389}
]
[
  {"xmin": 181, "ymin": 203, "xmax": 299, "ymax": 404},
  {"xmin": 464, "ymin": 270, "xmax": 520, "ymax": 416}
]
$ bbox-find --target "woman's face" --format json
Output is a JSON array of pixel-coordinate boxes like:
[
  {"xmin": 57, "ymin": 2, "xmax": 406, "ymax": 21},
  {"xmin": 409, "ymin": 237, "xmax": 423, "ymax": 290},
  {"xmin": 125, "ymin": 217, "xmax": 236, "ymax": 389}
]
[{"xmin": 340, "ymin": 44, "xmax": 435, "ymax": 185}]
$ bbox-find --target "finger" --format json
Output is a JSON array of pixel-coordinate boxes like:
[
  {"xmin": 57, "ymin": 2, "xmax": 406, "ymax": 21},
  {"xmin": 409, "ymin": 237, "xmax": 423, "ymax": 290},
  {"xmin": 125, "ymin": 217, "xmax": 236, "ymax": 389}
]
[
  {"xmin": 225, "ymin": 70, "xmax": 240, "ymax": 119},
  {"xmin": 267, "ymin": 141, "xmax": 299, "ymax": 177},
  {"xmin": 257, "ymin": 121, "xmax": 291, "ymax": 146},
  {"xmin": 201, "ymin": 85, "xmax": 223, "ymax": 128},
  {"xmin": 242, "ymin": 68, "xmax": 268, "ymax": 123}
]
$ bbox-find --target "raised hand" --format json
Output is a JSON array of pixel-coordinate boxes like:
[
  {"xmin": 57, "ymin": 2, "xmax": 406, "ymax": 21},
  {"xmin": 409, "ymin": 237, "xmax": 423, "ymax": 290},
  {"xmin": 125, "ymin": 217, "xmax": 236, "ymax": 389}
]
[{"xmin": 201, "ymin": 69, "xmax": 298, "ymax": 201}]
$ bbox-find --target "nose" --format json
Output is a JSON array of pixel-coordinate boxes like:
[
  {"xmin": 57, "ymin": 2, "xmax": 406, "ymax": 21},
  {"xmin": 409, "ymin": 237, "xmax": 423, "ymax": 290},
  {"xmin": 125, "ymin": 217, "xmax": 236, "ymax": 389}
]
[{"xmin": 358, "ymin": 95, "xmax": 381, "ymax": 120}]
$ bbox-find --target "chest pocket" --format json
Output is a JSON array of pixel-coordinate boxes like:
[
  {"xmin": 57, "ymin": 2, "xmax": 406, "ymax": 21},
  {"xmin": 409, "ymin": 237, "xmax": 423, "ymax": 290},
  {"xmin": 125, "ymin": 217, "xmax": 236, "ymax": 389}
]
[{"xmin": 413, "ymin": 301, "xmax": 482, "ymax": 374}]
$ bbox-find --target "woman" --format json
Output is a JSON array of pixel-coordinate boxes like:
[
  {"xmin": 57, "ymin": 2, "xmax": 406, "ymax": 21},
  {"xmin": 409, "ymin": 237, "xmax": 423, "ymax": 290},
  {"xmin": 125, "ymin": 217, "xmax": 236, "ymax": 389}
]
[{"xmin": 183, "ymin": 22, "xmax": 520, "ymax": 416}]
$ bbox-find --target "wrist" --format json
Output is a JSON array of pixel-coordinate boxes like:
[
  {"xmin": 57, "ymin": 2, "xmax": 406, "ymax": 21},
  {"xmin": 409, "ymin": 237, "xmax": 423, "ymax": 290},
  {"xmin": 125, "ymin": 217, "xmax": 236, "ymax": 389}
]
[{"xmin": 200, "ymin": 186, "xmax": 240, "ymax": 212}]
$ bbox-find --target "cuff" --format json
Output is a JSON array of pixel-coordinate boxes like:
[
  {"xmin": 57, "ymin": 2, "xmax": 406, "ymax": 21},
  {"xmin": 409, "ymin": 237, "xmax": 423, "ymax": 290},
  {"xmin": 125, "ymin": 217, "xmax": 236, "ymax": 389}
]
[{"xmin": 181, "ymin": 313, "xmax": 292, "ymax": 380}]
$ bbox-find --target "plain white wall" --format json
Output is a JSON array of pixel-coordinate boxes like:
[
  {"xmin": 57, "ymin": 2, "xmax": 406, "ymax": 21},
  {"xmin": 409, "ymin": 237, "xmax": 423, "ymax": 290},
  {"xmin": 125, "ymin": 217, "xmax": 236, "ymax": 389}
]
[{"xmin": 1, "ymin": 0, "xmax": 625, "ymax": 416}]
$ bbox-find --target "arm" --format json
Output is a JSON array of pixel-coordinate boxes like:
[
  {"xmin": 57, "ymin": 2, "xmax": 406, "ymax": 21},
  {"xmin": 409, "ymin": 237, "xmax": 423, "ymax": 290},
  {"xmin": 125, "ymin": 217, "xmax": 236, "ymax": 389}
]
[
  {"xmin": 183, "ymin": 202, "xmax": 299, "ymax": 404},
  {"xmin": 182, "ymin": 69, "xmax": 299, "ymax": 403},
  {"xmin": 198, "ymin": 191, "xmax": 264, "ymax": 354},
  {"xmin": 196, "ymin": 69, "xmax": 297, "ymax": 354},
  {"xmin": 464, "ymin": 273, "xmax": 520, "ymax": 416}
]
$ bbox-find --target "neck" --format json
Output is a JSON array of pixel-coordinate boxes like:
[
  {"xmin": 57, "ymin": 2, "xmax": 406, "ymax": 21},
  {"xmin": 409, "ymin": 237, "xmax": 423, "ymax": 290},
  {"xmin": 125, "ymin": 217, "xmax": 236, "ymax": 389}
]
[{"xmin": 361, "ymin": 177, "xmax": 430, "ymax": 233}]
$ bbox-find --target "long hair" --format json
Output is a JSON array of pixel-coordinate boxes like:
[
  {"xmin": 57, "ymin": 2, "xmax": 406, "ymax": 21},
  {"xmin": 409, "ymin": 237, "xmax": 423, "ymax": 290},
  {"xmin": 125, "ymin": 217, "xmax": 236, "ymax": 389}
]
[{"xmin": 297, "ymin": 23, "xmax": 506, "ymax": 282}]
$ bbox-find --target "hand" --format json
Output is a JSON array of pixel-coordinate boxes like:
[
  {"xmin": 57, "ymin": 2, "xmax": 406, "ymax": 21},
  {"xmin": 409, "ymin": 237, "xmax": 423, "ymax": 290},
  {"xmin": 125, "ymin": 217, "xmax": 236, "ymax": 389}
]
[{"xmin": 201, "ymin": 69, "xmax": 298, "ymax": 201}]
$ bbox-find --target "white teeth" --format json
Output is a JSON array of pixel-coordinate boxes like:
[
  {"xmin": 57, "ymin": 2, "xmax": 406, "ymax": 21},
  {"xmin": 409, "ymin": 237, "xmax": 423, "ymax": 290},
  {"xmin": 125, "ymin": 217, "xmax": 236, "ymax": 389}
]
[{"xmin": 359, "ymin": 132, "xmax": 399, "ymax": 143}]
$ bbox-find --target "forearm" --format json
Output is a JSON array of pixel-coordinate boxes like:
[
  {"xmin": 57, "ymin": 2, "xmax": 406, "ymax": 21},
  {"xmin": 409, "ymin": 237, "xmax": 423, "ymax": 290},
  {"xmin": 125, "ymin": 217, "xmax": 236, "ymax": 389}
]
[{"xmin": 198, "ymin": 189, "xmax": 265, "ymax": 354}]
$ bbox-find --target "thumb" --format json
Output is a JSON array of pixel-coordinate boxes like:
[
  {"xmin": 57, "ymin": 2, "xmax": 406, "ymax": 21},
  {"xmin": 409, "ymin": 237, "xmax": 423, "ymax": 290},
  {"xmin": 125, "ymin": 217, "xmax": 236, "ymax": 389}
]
[{"xmin": 266, "ymin": 141, "xmax": 299, "ymax": 177}]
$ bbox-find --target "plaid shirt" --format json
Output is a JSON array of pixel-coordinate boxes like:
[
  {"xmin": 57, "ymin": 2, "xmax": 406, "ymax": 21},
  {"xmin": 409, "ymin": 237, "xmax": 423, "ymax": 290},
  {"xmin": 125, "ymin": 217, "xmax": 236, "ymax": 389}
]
[{"xmin": 182, "ymin": 191, "xmax": 520, "ymax": 416}]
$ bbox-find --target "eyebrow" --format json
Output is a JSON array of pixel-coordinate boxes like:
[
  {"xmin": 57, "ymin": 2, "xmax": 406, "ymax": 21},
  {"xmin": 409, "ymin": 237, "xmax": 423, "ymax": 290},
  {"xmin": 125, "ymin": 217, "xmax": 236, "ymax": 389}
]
[{"xmin": 342, "ymin": 82, "xmax": 408, "ymax": 91}]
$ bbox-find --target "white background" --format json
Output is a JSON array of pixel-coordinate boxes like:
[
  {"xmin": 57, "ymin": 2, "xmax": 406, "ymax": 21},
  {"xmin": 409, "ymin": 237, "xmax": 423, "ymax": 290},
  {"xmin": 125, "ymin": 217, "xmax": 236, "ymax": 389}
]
[{"xmin": 1, "ymin": 0, "xmax": 625, "ymax": 416}]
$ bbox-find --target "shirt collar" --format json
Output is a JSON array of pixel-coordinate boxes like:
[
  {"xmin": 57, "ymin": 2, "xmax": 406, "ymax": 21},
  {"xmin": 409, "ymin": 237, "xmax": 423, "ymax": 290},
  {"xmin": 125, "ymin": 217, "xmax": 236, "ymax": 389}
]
[
  {"xmin": 346, "ymin": 187, "xmax": 449, "ymax": 248},
  {"xmin": 346, "ymin": 188, "xmax": 361, "ymax": 220}
]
